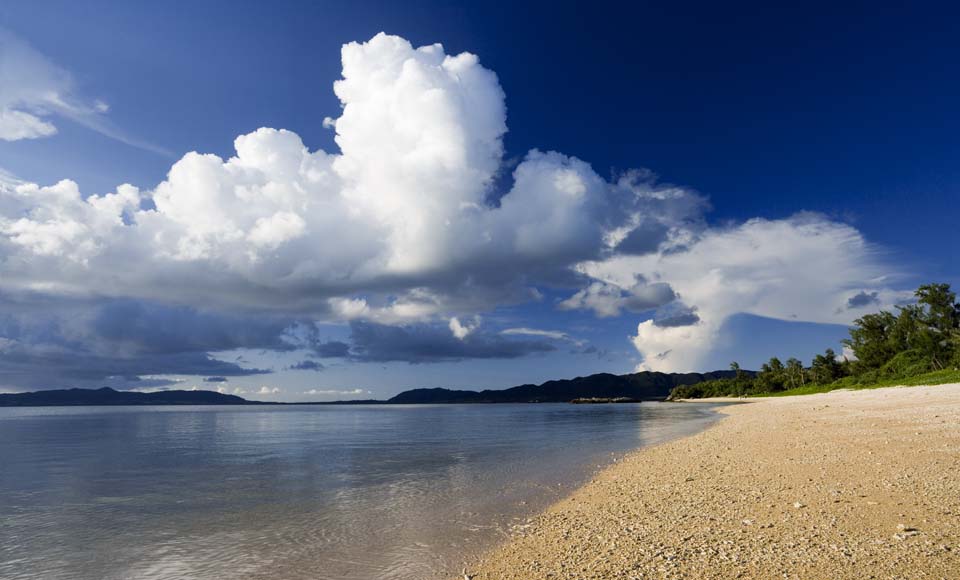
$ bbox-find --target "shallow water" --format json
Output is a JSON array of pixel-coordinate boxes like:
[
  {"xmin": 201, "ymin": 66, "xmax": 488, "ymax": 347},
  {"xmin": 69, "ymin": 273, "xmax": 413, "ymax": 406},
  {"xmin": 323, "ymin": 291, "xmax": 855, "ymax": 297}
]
[{"xmin": 0, "ymin": 402, "xmax": 721, "ymax": 579}]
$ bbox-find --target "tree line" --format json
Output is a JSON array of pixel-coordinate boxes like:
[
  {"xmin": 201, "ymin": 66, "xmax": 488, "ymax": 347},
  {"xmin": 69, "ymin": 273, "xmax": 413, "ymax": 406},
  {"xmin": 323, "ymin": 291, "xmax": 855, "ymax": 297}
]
[{"xmin": 668, "ymin": 283, "xmax": 960, "ymax": 399}]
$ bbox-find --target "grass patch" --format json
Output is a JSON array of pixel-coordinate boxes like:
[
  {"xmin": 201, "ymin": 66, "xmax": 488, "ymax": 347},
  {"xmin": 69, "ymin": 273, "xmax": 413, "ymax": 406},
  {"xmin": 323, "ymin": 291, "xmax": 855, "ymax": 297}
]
[{"xmin": 753, "ymin": 368, "xmax": 960, "ymax": 398}]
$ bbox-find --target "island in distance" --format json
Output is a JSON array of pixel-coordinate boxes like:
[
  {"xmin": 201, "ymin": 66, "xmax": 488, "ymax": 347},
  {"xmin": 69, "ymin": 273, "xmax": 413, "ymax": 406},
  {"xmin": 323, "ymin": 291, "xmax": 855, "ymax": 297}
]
[{"xmin": 0, "ymin": 370, "xmax": 744, "ymax": 407}]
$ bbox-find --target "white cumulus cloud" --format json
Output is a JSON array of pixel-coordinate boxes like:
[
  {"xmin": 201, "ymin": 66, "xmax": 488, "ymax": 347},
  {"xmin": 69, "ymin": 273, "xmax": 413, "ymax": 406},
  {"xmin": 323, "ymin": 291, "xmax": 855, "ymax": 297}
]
[
  {"xmin": 449, "ymin": 316, "xmax": 480, "ymax": 340},
  {"xmin": 0, "ymin": 32, "xmax": 905, "ymax": 383},
  {"xmin": 574, "ymin": 215, "xmax": 907, "ymax": 371},
  {"xmin": 0, "ymin": 33, "xmax": 665, "ymax": 316}
]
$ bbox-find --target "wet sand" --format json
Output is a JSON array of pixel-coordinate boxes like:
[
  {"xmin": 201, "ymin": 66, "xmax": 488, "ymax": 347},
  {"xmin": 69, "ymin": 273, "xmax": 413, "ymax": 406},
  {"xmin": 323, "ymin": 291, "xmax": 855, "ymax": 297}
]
[{"xmin": 465, "ymin": 384, "xmax": 960, "ymax": 579}]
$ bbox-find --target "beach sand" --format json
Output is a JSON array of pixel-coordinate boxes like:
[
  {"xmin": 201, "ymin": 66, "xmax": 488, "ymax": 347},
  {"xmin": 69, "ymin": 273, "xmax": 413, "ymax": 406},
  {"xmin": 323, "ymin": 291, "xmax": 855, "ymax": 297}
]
[{"xmin": 464, "ymin": 383, "xmax": 960, "ymax": 579}]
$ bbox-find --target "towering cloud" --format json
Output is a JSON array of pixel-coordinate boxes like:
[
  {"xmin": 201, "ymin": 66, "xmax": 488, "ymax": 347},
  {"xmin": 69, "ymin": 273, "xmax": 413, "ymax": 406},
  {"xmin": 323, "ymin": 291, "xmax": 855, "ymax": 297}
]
[{"xmin": 0, "ymin": 33, "xmax": 902, "ymax": 388}]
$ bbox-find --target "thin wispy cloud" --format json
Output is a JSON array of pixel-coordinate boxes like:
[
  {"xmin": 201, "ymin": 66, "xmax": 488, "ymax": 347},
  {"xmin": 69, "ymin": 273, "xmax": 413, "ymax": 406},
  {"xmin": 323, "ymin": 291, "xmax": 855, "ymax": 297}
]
[
  {"xmin": 501, "ymin": 328, "xmax": 573, "ymax": 341},
  {"xmin": 0, "ymin": 28, "xmax": 170, "ymax": 155},
  {"xmin": 0, "ymin": 167, "xmax": 23, "ymax": 188},
  {"xmin": 304, "ymin": 388, "xmax": 369, "ymax": 396}
]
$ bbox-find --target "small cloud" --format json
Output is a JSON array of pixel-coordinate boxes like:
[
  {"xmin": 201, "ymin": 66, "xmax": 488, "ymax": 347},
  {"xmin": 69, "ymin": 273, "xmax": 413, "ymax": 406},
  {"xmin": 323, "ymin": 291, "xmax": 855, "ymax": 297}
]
[
  {"xmin": 289, "ymin": 359, "xmax": 324, "ymax": 372},
  {"xmin": 840, "ymin": 345, "xmax": 858, "ymax": 361},
  {"xmin": 315, "ymin": 340, "xmax": 351, "ymax": 358},
  {"xmin": 127, "ymin": 385, "xmax": 195, "ymax": 394},
  {"xmin": 204, "ymin": 376, "xmax": 228, "ymax": 383},
  {"xmin": 230, "ymin": 385, "xmax": 279, "ymax": 396},
  {"xmin": 303, "ymin": 388, "xmax": 369, "ymax": 396},
  {"xmin": 501, "ymin": 327, "xmax": 570, "ymax": 341},
  {"xmin": 449, "ymin": 316, "xmax": 480, "ymax": 340},
  {"xmin": 653, "ymin": 304, "xmax": 700, "ymax": 328},
  {"xmin": 0, "ymin": 109, "xmax": 57, "ymax": 141},
  {"xmin": 846, "ymin": 291, "xmax": 880, "ymax": 309},
  {"xmin": 570, "ymin": 344, "xmax": 612, "ymax": 360}
]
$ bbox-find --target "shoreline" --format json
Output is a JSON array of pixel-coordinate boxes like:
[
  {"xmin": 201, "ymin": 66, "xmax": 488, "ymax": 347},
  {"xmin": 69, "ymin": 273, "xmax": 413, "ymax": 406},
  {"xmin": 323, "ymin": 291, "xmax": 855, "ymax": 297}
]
[{"xmin": 463, "ymin": 383, "xmax": 960, "ymax": 579}]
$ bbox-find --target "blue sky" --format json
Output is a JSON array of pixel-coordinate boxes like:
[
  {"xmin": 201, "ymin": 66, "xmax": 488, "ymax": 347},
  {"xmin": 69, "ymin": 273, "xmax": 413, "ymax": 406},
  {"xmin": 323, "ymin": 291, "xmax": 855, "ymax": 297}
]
[{"xmin": 0, "ymin": 1, "xmax": 956, "ymax": 400}]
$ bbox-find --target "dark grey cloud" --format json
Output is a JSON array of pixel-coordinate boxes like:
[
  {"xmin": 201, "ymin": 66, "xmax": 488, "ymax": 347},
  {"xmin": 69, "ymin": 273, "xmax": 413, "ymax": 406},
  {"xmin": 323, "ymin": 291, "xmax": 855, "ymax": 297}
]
[
  {"xmin": 654, "ymin": 311, "xmax": 701, "ymax": 327},
  {"xmin": 0, "ymin": 293, "xmax": 561, "ymax": 390},
  {"xmin": 93, "ymin": 300, "xmax": 294, "ymax": 355},
  {"xmin": 289, "ymin": 359, "xmax": 325, "ymax": 371},
  {"xmin": 347, "ymin": 321, "xmax": 556, "ymax": 363},
  {"xmin": 846, "ymin": 291, "xmax": 880, "ymax": 309},
  {"xmin": 615, "ymin": 221, "xmax": 670, "ymax": 255},
  {"xmin": 570, "ymin": 344, "xmax": 612, "ymax": 360},
  {"xmin": 623, "ymin": 282, "xmax": 677, "ymax": 312},
  {"xmin": 653, "ymin": 303, "xmax": 700, "ymax": 327},
  {"xmin": 559, "ymin": 279, "xmax": 676, "ymax": 317},
  {"xmin": 0, "ymin": 297, "xmax": 278, "ymax": 391},
  {"xmin": 313, "ymin": 340, "xmax": 351, "ymax": 358},
  {"xmin": 0, "ymin": 346, "xmax": 268, "ymax": 391}
]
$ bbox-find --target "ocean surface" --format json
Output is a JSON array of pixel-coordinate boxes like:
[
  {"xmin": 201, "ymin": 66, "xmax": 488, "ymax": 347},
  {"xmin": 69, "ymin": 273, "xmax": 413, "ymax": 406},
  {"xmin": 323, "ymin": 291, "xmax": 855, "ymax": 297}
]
[{"xmin": 0, "ymin": 402, "xmax": 721, "ymax": 580}]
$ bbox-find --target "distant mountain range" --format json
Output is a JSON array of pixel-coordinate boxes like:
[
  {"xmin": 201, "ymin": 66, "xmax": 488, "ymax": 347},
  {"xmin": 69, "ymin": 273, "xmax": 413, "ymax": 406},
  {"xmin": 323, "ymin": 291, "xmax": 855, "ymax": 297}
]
[
  {"xmin": 385, "ymin": 371, "xmax": 740, "ymax": 403},
  {"xmin": 0, "ymin": 370, "xmax": 743, "ymax": 407},
  {"xmin": 0, "ymin": 387, "xmax": 253, "ymax": 407}
]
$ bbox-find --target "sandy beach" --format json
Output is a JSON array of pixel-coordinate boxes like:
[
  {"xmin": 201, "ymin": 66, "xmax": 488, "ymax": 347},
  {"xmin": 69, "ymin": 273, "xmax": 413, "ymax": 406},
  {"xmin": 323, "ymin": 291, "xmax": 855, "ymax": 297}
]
[{"xmin": 465, "ymin": 383, "xmax": 960, "ymax": 579}]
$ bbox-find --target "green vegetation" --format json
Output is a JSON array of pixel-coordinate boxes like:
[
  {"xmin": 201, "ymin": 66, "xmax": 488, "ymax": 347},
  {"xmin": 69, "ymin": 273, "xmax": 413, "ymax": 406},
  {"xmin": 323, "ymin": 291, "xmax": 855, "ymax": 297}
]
[{"xmin": 668, "ymin": 283, "xmax": 960, "ymax": 400}]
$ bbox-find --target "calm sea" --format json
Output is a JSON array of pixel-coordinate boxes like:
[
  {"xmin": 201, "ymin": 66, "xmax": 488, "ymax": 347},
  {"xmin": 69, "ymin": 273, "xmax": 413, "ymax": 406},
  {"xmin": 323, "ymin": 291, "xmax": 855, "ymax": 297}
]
[{"xmin": 0, "ymin": 402, "xmax": 721, "ymax": 580}]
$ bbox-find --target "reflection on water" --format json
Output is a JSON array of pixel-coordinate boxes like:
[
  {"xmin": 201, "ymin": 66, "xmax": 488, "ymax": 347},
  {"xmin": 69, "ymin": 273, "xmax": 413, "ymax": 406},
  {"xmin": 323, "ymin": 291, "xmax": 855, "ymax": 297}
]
[{"xmin": 0, "ymin": 402, "xmax": 721, "ymax": 579}]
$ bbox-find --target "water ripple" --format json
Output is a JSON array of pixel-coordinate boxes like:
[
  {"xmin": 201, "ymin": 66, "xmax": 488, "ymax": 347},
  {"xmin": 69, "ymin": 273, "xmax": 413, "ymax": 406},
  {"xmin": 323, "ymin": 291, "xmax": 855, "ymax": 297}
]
[{"xmin": 0, "ymin": 403, "xmax": 722, "ymax": 579}]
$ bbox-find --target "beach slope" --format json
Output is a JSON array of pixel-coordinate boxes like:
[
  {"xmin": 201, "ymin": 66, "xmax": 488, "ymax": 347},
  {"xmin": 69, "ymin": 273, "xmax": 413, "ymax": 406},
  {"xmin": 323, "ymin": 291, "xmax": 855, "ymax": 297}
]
[{"xmin": 467, "ymin": 384, "xmax": 960, "ymax": 579}]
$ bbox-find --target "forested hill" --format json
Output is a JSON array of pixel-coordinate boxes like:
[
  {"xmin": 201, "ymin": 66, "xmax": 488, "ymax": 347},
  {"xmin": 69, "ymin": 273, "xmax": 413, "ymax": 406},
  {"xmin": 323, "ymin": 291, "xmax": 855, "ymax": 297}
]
[{"xmin": 387, "ymin": 371, "xmax": 741, "ymax": 404}]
